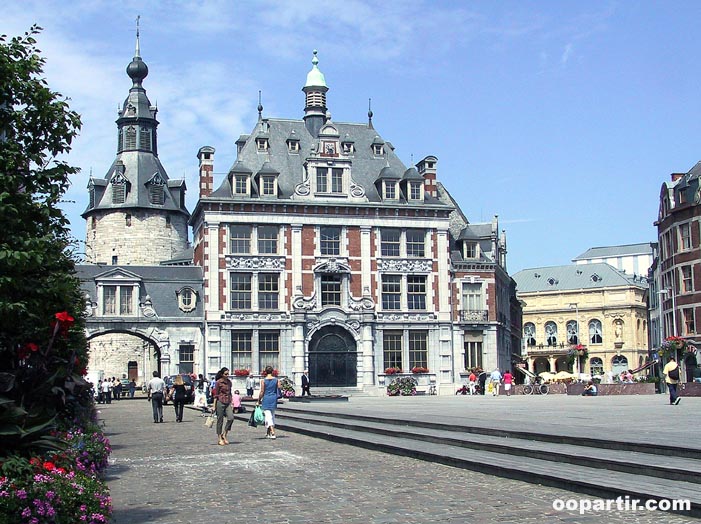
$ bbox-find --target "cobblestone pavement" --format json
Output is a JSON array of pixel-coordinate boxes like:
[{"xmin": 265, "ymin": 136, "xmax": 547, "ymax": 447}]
[{"xmin": 102, "ymin": 398, "xmax": 698, "ymax": 524}]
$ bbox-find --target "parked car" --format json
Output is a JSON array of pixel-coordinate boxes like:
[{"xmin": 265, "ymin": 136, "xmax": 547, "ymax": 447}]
[{"xmin": 163, "ymin": 374, "xmax": 195, "ymax": 404}]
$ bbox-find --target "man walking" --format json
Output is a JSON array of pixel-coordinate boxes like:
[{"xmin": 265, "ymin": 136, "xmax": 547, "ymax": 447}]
[
  {"xmin": 147, "ymin": 370, "xmax": 166, "ymax": 422},
  {"xmin": 663, "ymin": 357, "xmax": 681, "ymax": 405},
  {"xmin": 489, "ymin": 368, "xmax": 502, "ymax": 396},
  {"xmin": 301, "ymin": 370, "xmax": 311, "ymax": 396}
]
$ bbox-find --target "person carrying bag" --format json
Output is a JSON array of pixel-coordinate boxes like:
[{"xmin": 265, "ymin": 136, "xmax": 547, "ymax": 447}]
[{"xmin": 212, "ymin": 367, "xmax": 235, "ymax": 445}]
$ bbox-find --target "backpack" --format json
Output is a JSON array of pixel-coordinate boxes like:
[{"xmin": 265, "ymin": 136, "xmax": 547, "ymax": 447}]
[{"xmin": 668, "ymin": 365, "xmax": 680, "ymax": 381}]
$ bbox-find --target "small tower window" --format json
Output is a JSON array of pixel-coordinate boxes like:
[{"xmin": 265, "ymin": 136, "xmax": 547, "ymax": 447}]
[
  {"xmin": 149, "ymin": 184, "xmax": 165, "ymax": 205},
  {"xmin": 89, "ymin": 187, "xmax": 95, "ymax": 208},
  {"xmin": 111, "ymin": 173, "xmax": 127, "ymax": 204},
  {"xmin": 125, "ymin": 126, "xmax": 137, "ymax": 149},
  {"xmin": 256, "ymin": 138, "xmax": 269, "ymax": 151},
  {"xmin": 139, "ymin": 127, "xmax": 151, "ymax": 151},
  {"xmin": 373, "ymin": 144, "xmax": 384, "ymax": 155}
]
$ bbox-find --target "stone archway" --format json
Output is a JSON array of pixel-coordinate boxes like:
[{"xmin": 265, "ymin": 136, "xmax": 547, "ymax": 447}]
[{"xmin": 308, "ymin": 325, "xmax": 357, "ymax": 387}]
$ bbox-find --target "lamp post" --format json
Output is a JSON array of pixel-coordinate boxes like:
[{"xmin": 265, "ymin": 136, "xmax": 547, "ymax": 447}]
[
  {"xmin": 658, "ymin": 289, "xmax": 668, "ymax": 348},
  {"xmin": 569, "ymin": 303, "xmax": 579, "ymax": 377}
]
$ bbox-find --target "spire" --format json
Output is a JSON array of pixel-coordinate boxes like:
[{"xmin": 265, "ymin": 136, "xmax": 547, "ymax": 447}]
[
  {"xmin": 135, "ymin": 15, "xmax": 141, "ymax": 58},
  {"xmin": 302, "ymin": 49, "xmax": 329, "ymax": 137},
  {"xmin": 126, "ymin": 16, "xmax": 148, "ymax": 89},
  {"xmin": 257, "ymin": 90, "xmax": 263, "ymax": 121},
  {"xmin": 304, "ymin": 50, "xmax": 327, "ymax": 88},
  {"xmin": 368, "ymin": 98, "xmax": 374, "ymax": 129}
]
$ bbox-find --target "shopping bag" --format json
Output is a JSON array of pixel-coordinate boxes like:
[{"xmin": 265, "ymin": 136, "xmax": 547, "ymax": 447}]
[
  {"xmin": 204, "ymin": 414, "xmax": 215, "ymax": 428},
  {"xmin": 254, "ymin": 405, "xmax": 265, "ymax": 424},
  {"xmin": 487, "ymin": 382, "xmax": 493, "ymax": 393},
  {"xmin": 247, "ymin": 410, "xmax": 257, "ymax": 428}
]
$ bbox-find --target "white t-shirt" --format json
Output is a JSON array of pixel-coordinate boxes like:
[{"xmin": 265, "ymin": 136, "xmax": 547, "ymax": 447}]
[{"xmin": 147, "ymin": 377, "xmax": 166, "ymax": 394}]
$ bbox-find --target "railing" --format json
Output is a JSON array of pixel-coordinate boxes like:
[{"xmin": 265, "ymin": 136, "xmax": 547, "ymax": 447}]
[{"xmin": 460, "ymin": 309, "xmax": 488, "ymax": 323}]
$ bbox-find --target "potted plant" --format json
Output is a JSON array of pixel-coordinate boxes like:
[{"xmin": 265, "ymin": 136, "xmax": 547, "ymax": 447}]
[
  {"xmin": 233, "ymin": 369, "xmax": 250, "ymax": 377},
  {"xmin": 411, "ymin": 366, "xmax": 429, "ymax": 374},
  {"xmin": 384, "ymin": 367, "xmax": 401, "ymax": 375}
]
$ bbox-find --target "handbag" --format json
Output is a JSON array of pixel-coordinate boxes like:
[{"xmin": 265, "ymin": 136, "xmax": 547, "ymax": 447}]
[
  {"xmin": 247, "ymin": 410, "xmax": 257, "ymax": 428},
  {"xmin": 254, "ymin": 405, "xmax": 265, "ymax": 424},
  {"xmin": 204, "ymin": 414, "xmax": 215, "ymax": 428}
]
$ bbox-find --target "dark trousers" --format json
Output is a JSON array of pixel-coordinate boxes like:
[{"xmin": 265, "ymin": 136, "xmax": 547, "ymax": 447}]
[
  {"xmin": 104, "ymin": 391, "xmax": 111, "ymax": 404},
  {"xmin": 151, "ymin": 392, "xmax": 164, "ymax": 422},
  {"xmin": 246, "ymin": 387, "xmax": 254, "ymax": 397},
  {"xmin": 173, "ymin": 399, "xmax": 185, "ymax": 422},
  {"xmin": 668, "ymin": 383, "xmax": 678, "ymax": 404},
  {"xmin": 302, "ymin": 384, "xmax": 311, "ymax": 396}
]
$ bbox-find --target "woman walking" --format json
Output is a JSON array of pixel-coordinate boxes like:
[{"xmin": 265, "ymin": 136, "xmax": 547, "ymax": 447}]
[
  {"xmin": 213, "ymin": 367, "xmax": 235, "ymax": 445},
  {"xmin": 257, "ymin": 366, "xmax": 279, "ymax": 439},
  {"xmin": 170, "ymin": 375, "xmax": 188, "ymax": 422}
]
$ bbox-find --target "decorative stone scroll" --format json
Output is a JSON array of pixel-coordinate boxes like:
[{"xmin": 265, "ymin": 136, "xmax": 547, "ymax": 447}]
[
  {"xmin": 221, "ymin": 312, "xmax": 289, "ymax": 322},
  {"xmin": 377, "ymin": 258, "xmax": 432, "ymax": 273},
  {"xmin": 226, "ymin": 256, "xmax": 285, "ymax": 270},
  {"xmin": 293, "ymin": 293, "xmax": 317, "ymax": 311},
  {"xmin": 348, "ymin": 294, "xmax": 375, "ymax": 311},
  {"xmin": 378, "ymin": 313, "xmax": 436, "ymax": 322}
]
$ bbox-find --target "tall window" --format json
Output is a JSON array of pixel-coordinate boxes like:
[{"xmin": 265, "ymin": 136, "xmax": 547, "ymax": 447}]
[
  {"xmin": 464, "ymin": 242, "xmax": 477, "ymax": 259},
  {"xmin": 684, "ymin": 309, "xmax": 696, "ymax": 335},
  {"xmin": 383, "ymin": 331, "xmax": 403, "ymax": 370},
  {"xmin": 589, "ymin": 320, "xmax": 603, "ymax": 344},
  {"xmin": 320, "ymin": 227, "xmax": 341, "ymax": 256},
  {"xmin": 545, "ymin": 321, "xmax": 557, "ymax": 346},
  {"xmin": 316, "ymin": 168, "xmax": 344, "ymax": 193},
  {"xmin": 464, "ymin": 340, "xmax": 483, "ymax": 370},
  {"xmin": 406, "ymin": 229, "xmax": 425, "ymax": 257},
  {"xmin": 119, "ymin": 287, "xmax": 133, "ymax": 315},
  {"xmin": 231, "ymin": 332, "xmax": 252, "ymax": 370},
  {"xmin": 384, "ymin": 181, "xmax": 397, "ymax": 199},
  {"xmin": 231, "ymin": 274, "xmax": 252, "ymax": 309},
  {"xmin": 230, "ymin": 225, "xmax": 252, "ymax": 254},
  {"xmin": 316, "ymin": 168, "xmax": 328, "ymax": 193},
  {"xmin": 179, "ymin": 344, "xmax": 194, "ymax": 374},
  {"xmin": 680, "ymin": 223, "xmax": 692, "ymax": 250},
  {"xmin": 259, "ymin": 332, "xmax": 279, "ymax": 370},
  {"xmin": 124, "ymin": 126, "xmax": 136, "ymax": 149},
  {"xmin": 409, "ymin": 331, "xmax": 428, "ymax": 368},
  {"xmin": 148, "ymin": 184, "xmax": 164, "ymax": 205},
  {"xmin": 321, "ymin": 274, "xmax": 342, "ymax": 306},
  {"xmin": 258, "ymin": 274, "xmax": 279, "ymax": 310},
  {"xmin": 682, "ymin": 265, "xmax": 693, "ymax": 293},
  {"xmin": 462, "ymin": 283, "xmax": 482, "ymax": 311},
  {"xmin": 103, "ymin": 286, "xmax": 116, "ymax": 315},
  {"xmin": 407, "ymin": 276, "xmax": 426, "ymax": 310},
  {"xmin": 381, "ymin": 229, "xmax": 400, "ymax": 257},
  {"xmin": 139, "ymin": 126, "xmax": 151, "ymax": 150},
  {"xmin": 566, "ymin": 320, "xmax": 579, "ymax": 345},
  {"xmin": 589, "ymin": 357, "xmax": 604, "ymax": 376},
  {"xmin": 331, "ymin": 168, "xmax": 343, "ymax": 193},
  {"xmin": 381, "ymin": 275, "xmax": 401, "ymax": 310},
  {"xmin": 524, "ymin": 323, "xmax": 536, "ymax": 346},
  {"xmin": 257, "ymin": 226, "xmax": 279, "ymax": 254},
  {"xmin": 112, "ymin": 181, "xmax": 126, "ymax": 204},
  {"xmin": 409, "ymin": 181, "xmax": 422, "ymax": 200},
  {"xmin": 261, "ymin": 176, "xmax": 276, "ymax": 196},
  {"xmin": 234, "ymin": 175, "xmax": 248, "ymax": 195}
]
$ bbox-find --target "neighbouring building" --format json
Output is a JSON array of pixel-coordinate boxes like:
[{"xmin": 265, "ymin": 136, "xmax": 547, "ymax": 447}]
[
  {"xmin": 513, "ymin": 263, "xmax": 649, "ymax": 380},
  {"xmin": 652, "ymin": 163, "xmax": 701, "ymax": 381},
  {"xmin": 572, "ymin": 242, "xmax": 655, "ymax": 277}
]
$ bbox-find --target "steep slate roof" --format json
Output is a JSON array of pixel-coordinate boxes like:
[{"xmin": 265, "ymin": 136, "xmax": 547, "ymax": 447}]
[
  {"xmin": 512, "ymin": 263, "xmax": 648, "ymax": 293},
  {"xmin": 76, "ymin": 265, "xmax": 204, "ymax": 319},
  {"xmin": 572, "ymin": 243, "xmax": 654, "ymax": 261}
]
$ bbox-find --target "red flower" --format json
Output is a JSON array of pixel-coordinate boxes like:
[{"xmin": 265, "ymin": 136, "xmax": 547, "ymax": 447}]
[
  {"xmin": 43, "ymin": 461, "xmax": 56, "ymax": 471},
  {"xmin": 17, "ymin": 342, "xmax": 39, "ymax": 360},
  {"xmin": 53, "ymin": 311, "xmax": 75, "ymax": 338}
]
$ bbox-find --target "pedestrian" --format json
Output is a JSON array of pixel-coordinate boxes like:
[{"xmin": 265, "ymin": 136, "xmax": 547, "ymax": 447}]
[
  {"xmin": 147, "ymin": 370, "xmax": 166, "ymax": 423},
  {"xmin": 581, "ymin": 380, "xmax": 598, "ymax": 396},
  {"xmin": 128, "ymin": 379, "xmax": 136, "ymax": 398},
  {"xmin": 257, "ymin": 365, "xmax": 279, "ymax": 439},
  {"xmin": 245, "ymin": 374, "xmax": 256, "ymax": 398},
  {"xmin": 663, "ymin": 357, "xmax": 681, "ymax": 405},
  {"xmin": 477, "ymin": 369, "xmax": 487, "ymax": 395},
  {"xmin": 96, "ymin": 379, "xmax": 104, "ymax": 404},
  {"xmin": 213, "ymin": 367, "xmax": 235, "ymax": 445},
  {"xmin": 468, "ymin": 370, "xmax": 477, "ymax": 395},
  {"xmin": 232, "ymin": 389, "xmax": 242, "ymax": 413},
  {"xmin": 101, "ymin": 377, "xmax": 112, "ymax": 404},
  {"xmin": 503, "ymin": 370, "xmax": 513, "ymax": 396},
  {"xmin": 113, "ymin": 378, "xmax": 122, "ymax": 401},
  {"xmin": 490, "ymin": 368, "xmax": 502, "ymax": 396},
  {"xmin": 301, "ymin": 369, "xmax": 311, "ymax": 396},
  {"xmin": 170, "ymin": 374, "xmax": 188, "ymax": 422}
]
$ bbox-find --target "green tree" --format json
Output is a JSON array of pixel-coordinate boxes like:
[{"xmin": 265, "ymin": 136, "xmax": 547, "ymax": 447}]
[{"xmin": 0, "ymin": 26, "xmax": 89, "ymax": 454}]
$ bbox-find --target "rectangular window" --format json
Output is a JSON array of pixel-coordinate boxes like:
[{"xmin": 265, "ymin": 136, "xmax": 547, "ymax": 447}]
[
  {"xmin": 682, "ymin": 265, "xmax": 693, "ymax": 293},
  {"xmin": 103, "ymin": 286, "xmax": 116, "ymax": 315},
  {"xmin": 331, "ymin": 168, "xmax": 343, "ymax": 193},
  {"xmin": 316, "ymin": 168, "xmax": 328, "ymax": 193},
  {"xmin": 139, "ymin": 127, "xmax": 151, "ymax": 150},
  {"xmin": 257, "ymin": 225, "xmax": 279, "ymax": 254},
  {"xmin": 406, "ymin": 229, "xmax": 425, "ymax": 257},
  {"xmin": 408, "ymin": 331, "xmax": 428, "ymax": 369},
  {"xmin": 321, "ymin": 274, "xmax": 342, "ymax": 306},
  {"xmin": 381, "ymin": 229, "xmax": 401, "ymax": 257},
  {"xmin": 383, "ymin": 331, "xmax": 403, "ymax": 370},
  {"xmin": 119, "ymin": 287, "xmax": 133, "ymax": 315},
  {"xmin": 234, "ymin": 175, "xmax": 248, "ymax": 195},
  {"xmin": 125, "ymin": 126, "xmax": 136, "ymax": 149},
  {"xmin": 112, "ymin": 184, "xmax": 126, "ymax": 204},
  {"xmin": 464, "ymin": 242, "xmax": 477, "ymax": 259},
  {"xmin": 384, "ymin": 181, "xmax": 396, "ymax": 199},
  {"xmin": 409, "ymin": 181, "xmax": 422, "ymax": 200},
  {"xmin": 231, "ymin": 332, "xmax": 252, "ymax": 370},
  {"xmin": 230, "ymin": 225, "xmax": 252, "ymax": 254},
  {"xmin": 261, "ymin": 176, "xmax": 276, "ymax": 196},
  {"xmin": 407, "ymin": 275, "xmax": 426, "ymax": 310},
  {"xmin": 462, "ymin": 282, "xmax": 482, "ymax": 311},
  {"xmin": 381, "ymin": 275, "xmax": 401, "ymax": 310},
  {"xmin": 684, "ymin": 309, "xmax": 696, "ymax": 335},
  {"xmin": 320, "ymin": 227, "xmax": 341, "ymax": 256},
  {"xmin": 256, "ymin": 138, "xmax": 268, "ymax": 151},
  {"xmin": 464, "ymin": 339, "xmax": 483, "ymax": 370},
  {"xmin": 258, "ymin": 273, "xmax": 279, "ymax": 310},
  {"xmin": 230, "ymin": 274, "xmax": 252, "ymax": 309},
  {"xmin": 178, "ymin": 344, "xmax": 194, "ymax": 374},
  {"xmin": 680, "ymin": 223, "xmax": 692, "ymax": 250},
  {"xmin": 259, "ymin": 331, "xmax": 280, "ymax": 370}
]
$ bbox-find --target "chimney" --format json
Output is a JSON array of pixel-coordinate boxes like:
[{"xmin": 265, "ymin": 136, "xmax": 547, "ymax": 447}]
[
  {"xmin": 197, "ymin": 146, "xmax": 215, "ymax": 198},
  {"xmin": 416, "ymin": 155, "xmax": 438, "ymax": 197},
  {"xmin": 671, "ymin": 172, "xmax": 685, "ymax": 182}
]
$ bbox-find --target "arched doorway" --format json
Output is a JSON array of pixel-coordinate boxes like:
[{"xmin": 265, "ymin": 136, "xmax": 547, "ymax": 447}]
[
  {"xmin": 611, "ymin": 355, "xmax": 628, "ymax": 376},
  {"xmin": 308, "ymin": 325, "xmax": 357, "ymax": 387},
  {"xmin": 533, "ymin": 357, "xmax": 550, "ymax": 375},
  {"xmin": 555, "ymin": 356, "xmax": 569, "ymax": 372}
]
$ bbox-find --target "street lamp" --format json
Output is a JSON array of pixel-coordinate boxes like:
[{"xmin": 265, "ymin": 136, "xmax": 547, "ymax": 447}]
[
  {"xmin": 569, "ymin": 303, "xmax": 579, "ymax": 377},
  {"xmin": 657, "ymin": 288, "xmax": 669, "ymax": 347}
]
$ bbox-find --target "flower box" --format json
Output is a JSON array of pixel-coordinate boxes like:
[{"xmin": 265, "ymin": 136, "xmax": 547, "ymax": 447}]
[
  {"xmin": 233, "ymin": 369, "xmax": 250, "ymax": 377},
  {"xmin": 411, "ymin": 366, "xmax": 429, "ymax": 374},
  {"xmin": 384, "ymin": 367, "xmax": 402, "ymax": 375}
]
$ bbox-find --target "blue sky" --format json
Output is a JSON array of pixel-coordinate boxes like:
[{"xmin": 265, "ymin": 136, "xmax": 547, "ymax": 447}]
[{"xmin": 5, "ymin": 1, "xmax": 700, "ymax": 273}]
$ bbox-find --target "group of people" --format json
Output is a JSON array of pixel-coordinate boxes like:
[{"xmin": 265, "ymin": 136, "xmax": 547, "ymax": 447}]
[
  {"xmin": 96, "ymin": 377, "xmax": 137, "ymax": 403},
  {"xmin": 458, "ymin": 368, "xmax": 513, "ymax": 396}
]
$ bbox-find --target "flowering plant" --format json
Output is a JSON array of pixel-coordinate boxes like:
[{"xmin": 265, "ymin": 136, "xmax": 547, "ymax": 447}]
[
  {"xmin": 278, "ymin": 377, "xmax": 295, "ymax": 398},
  {"xmin": 386, "ymin": 376, "xmax": 417, "ymax": 396},
  {"xmin": 384, "ymin": 367, "xmax": 401, "ymax": 375},
  {"xmin": 49, "ymin": 424, "xmax": 112, "ymax": 477},
  {"xmin": 233, "ymin": 369, "xmax": 250, "ymax": 377},
  {"xmin": 660, "ymin": 336, "xmax": 688, "ymax": 357},
  {"xmin": 411, "ymin": 366, "xmax": 429, "ymax": 374}
]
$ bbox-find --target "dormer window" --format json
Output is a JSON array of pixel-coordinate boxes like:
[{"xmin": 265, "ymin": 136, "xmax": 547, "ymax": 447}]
[
  {"xmin": 256, "ymin": 138, "xmax": 269, "ymax": 152},
  {"xmin": 287, "ymin": 140, "xmax": 300, "ymax": 152},
  {"xmin": 383, "ymin": 181, "xmax": 398, "ymax": 200},
  {"xmin": 342, "ymin": 142, "xmax": 354, "ymax": 154},
  {"xmin": 147, "ymin": 173, "xmax": 166, "ymax": 205},
  {"xmin": 409, "ymin": 181, "xmax": 423, "ymax": 201},
  {"xmin": 261, "ymin": 175, "xmax": 277, "ymax": 197},
  {"xmin": 111, "ymin": 171, "xmax": 128, "ymax": 204},
  {"xmin": 373, "ymin": 144, "xmax": 384, "ymax": 155},
  {"xmin": 316, "ymin": 167, "xmax": 344, "ymax": 194},
  {"xmin": 177, "ymin": 287, "xmax": 197, "ymax": 313},
  {"xmin": 234, "ymin": 174, "xmax": 250, "ymax": 196},
  {"xmin": 464, "ymin": 242, "xmax": 478, "ymax": 259}
]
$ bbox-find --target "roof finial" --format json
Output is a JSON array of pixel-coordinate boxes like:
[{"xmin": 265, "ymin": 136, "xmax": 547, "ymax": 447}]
[
  {"xmin": 135, "ymin": 15, "xmax": 141, "ymax": 58},
  {"xmin": 258, "ymin": 90, "xmax": 263, "ymax": 121},
  {"xmin": 368, "ymin": 98, "xmax": 374, "ymax": 129}
]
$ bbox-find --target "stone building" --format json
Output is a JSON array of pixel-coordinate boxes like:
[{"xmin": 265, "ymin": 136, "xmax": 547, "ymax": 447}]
[
  {"xmin": 190, "ymin": 51, "xmax": 520, "ymax": 394},
  {"xmin": 513, "ymin": 263, "xmax": 649, "ymax": 379},
  {"xmin": 76, "ymin": 33, "xmax": 203, "ymax": 387}
]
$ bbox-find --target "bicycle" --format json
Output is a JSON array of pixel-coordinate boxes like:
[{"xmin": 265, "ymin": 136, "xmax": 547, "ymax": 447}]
[{"xmin": 522, "ymin": 383, "xmax": 549, "ymax": 395}]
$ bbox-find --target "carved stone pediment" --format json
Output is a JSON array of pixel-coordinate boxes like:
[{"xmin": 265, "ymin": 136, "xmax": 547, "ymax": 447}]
[
  {"xmin": 378, "ymin": 258, "xmax": 432, "ymax": 273},
  {"xmin": 226, "ymin": 256, "xmax": 285, "ymax": 271}
]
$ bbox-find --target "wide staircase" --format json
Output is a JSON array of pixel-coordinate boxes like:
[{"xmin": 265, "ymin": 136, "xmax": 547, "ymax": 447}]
[{"xmin": 237, "ymin": 402, "xmax": 701, "ymax": 517}]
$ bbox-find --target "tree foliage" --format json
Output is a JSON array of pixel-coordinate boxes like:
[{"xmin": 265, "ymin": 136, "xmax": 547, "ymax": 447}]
[{"xmin": 0, "ymin": 26, "xmax": 90, "ymax": 455}]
